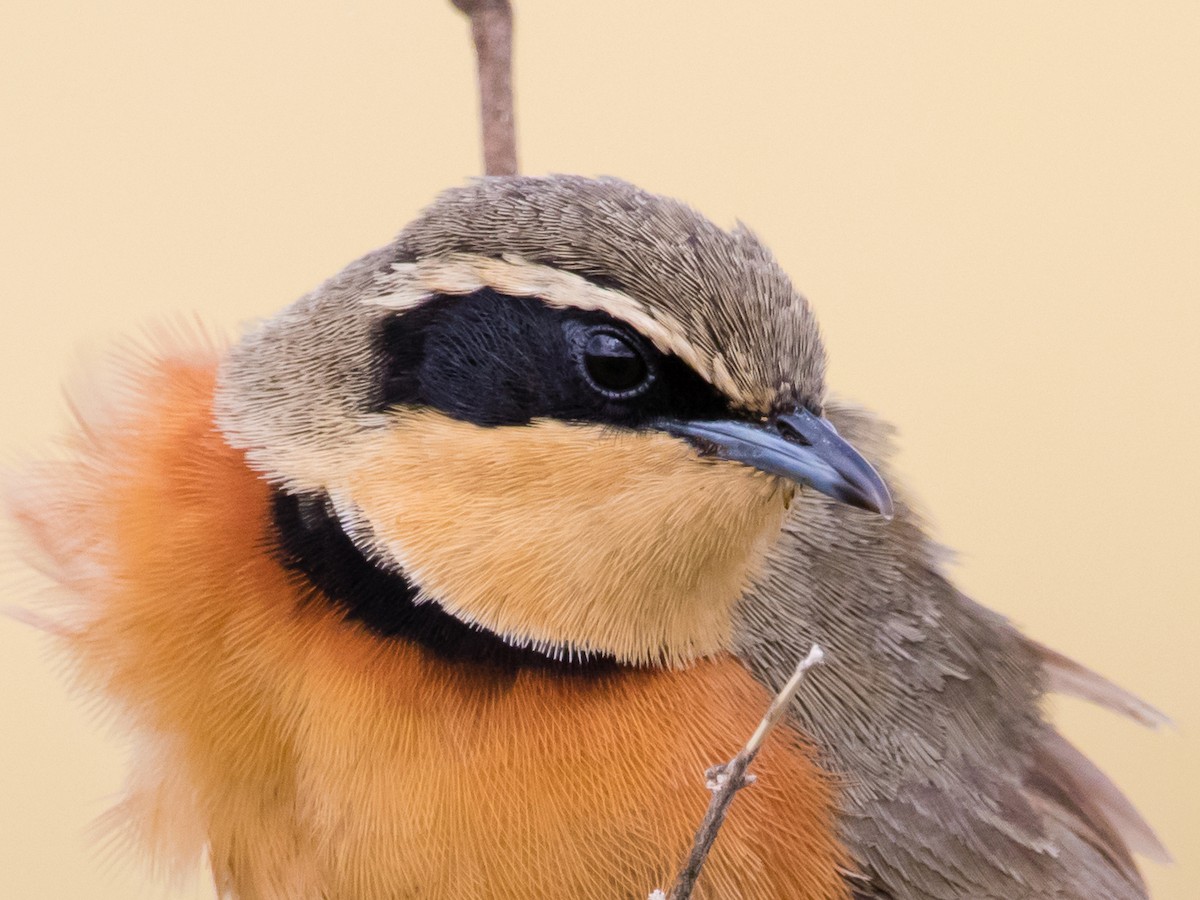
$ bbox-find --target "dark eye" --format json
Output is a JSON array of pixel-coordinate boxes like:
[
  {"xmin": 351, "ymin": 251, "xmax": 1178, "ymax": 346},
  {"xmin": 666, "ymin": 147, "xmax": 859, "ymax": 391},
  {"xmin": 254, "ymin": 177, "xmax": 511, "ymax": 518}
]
[{"xmin": 579, "ymin": 328, "xmax": 654, "ymax": 398}]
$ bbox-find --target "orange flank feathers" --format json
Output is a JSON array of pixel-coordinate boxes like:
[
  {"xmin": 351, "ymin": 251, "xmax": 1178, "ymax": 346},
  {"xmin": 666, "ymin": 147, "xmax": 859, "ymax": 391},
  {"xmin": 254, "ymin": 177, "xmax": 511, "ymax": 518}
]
[{"xmin": 11, "ymin": 339, "xmax": 849, "ymax": 899}]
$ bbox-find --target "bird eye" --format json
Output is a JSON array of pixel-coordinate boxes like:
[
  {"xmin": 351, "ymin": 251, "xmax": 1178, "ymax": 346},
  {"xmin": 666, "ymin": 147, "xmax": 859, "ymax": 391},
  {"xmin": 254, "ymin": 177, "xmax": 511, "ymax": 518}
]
[{"xmin": 579, "ymin": 328, "xmax": 654, "ymax": 398}]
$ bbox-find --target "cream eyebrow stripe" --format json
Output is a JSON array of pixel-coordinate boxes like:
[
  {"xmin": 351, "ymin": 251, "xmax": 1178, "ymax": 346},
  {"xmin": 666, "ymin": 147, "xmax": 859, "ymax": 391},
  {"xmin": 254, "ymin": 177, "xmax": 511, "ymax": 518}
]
[{"xmin": 367, "ymin": 253, "xmax": 744, "ymax": 402}]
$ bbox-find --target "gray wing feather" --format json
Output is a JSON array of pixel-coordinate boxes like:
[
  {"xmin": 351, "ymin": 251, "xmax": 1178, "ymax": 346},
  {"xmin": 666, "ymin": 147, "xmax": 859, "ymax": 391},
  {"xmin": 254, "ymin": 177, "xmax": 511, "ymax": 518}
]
[{"xmin": 733, "ymin": 399, "xmax": 1162, "ymax": 900}]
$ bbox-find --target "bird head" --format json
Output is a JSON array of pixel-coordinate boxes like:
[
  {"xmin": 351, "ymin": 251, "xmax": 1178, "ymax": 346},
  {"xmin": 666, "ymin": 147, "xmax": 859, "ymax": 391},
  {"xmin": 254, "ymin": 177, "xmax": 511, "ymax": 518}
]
[{"xmin": 215, "ymin": 175, "xmax": 891, "ymax": 667}]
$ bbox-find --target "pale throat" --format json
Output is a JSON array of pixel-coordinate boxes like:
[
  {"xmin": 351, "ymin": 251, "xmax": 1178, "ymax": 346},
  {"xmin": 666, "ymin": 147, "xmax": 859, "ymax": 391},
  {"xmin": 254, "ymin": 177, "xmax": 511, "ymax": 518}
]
[{"xmin": 311, "ymin": 411, "xmax": 792, "ymax": 667}]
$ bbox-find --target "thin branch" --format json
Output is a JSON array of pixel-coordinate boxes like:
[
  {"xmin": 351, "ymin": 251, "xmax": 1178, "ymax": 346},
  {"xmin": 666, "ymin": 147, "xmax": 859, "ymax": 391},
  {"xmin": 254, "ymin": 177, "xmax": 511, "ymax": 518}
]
[
  {"xmin": 659, "ymin": 644, "xmax": 825, "ymax": 900},
  {"xmin": 450, "ymin": 0, "xmax": 518, "ymax": 175}
]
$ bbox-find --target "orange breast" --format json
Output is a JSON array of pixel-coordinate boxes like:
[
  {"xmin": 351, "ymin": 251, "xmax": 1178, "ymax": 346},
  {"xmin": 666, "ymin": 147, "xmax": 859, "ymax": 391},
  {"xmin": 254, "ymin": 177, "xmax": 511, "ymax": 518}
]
[{"xmin": 14, "ymin": 343, "xmax": 848, "ymax": 899}]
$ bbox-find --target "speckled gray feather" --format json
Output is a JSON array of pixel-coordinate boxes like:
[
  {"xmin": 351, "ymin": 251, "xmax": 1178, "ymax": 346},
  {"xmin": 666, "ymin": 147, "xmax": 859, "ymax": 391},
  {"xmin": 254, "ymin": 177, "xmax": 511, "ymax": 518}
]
[
  {"xmin": 738, "ymin": 402, "xmax": 1160, "ymax": 899},
  {"xmin": 216, "ymin": 174, "xmax": 1164, "ymax": 899}
]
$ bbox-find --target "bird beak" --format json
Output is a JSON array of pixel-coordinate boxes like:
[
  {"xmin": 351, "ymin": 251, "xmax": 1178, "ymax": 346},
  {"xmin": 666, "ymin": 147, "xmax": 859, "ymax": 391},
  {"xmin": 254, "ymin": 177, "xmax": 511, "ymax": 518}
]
[{"xmin": 658, "ymin": 408, "xmax": 894, "ymax": 518}]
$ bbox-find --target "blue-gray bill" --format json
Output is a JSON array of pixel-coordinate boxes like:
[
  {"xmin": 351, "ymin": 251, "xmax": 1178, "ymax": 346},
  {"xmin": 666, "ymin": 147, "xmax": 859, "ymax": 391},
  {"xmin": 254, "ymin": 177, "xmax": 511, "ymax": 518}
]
[{"xmin": 658, "ymin": 409, "xmax": 894, "ymax": 518}]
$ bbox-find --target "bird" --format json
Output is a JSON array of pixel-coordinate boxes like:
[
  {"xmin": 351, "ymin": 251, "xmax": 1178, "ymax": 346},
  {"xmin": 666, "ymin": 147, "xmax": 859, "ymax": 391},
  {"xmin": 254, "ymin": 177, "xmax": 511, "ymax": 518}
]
[{"xmin": 9, "ymin": 174, "xmax": 1168, "ymax": 899}]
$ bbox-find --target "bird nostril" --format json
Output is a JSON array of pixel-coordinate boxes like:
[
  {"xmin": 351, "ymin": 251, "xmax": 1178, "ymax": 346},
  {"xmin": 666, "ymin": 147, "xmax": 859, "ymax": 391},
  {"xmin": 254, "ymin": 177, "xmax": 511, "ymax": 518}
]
[{"xmin": 772, "ymin": 416, "xmax": 813, "ymax": 447}]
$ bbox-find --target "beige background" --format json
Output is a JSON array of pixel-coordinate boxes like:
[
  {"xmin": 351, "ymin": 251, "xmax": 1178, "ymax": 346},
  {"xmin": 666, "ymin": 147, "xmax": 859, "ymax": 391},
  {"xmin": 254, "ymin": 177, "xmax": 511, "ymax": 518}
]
[{"xmin": 1, "ymin": 1, "xmax": 1196, "ymax": 897}]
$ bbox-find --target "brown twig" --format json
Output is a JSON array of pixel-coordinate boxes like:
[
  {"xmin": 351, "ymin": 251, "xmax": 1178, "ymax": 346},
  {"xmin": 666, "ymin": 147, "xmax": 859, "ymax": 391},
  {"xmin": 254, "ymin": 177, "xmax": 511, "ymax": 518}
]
[
  {"xmin": 450, "ymin": 0, "xmax": 518, "ymax": 175},
  {"xmin": 658, "ymin": 644, "xmax": 826, "ymax": 900}
]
